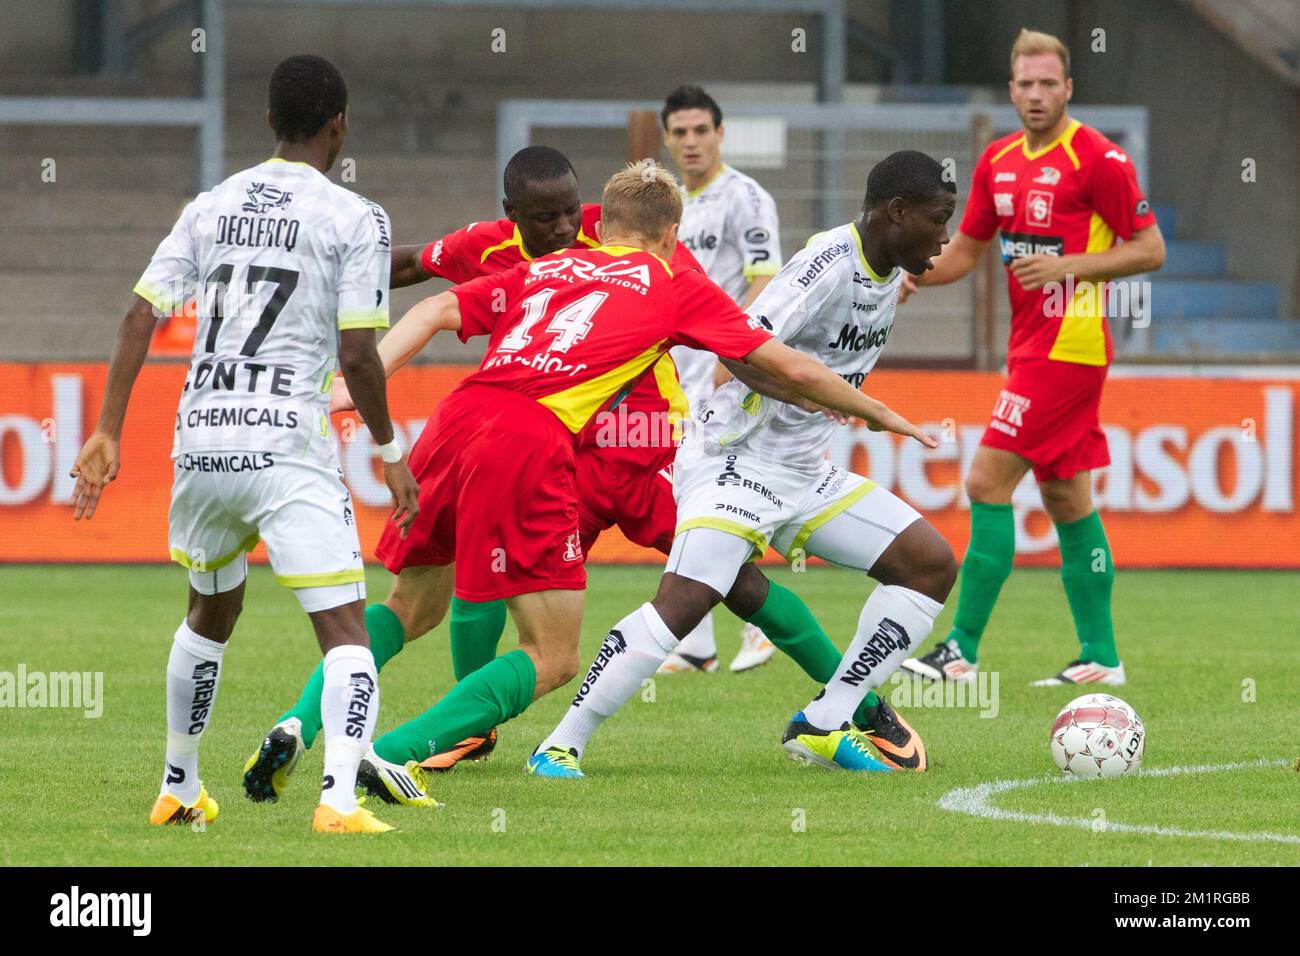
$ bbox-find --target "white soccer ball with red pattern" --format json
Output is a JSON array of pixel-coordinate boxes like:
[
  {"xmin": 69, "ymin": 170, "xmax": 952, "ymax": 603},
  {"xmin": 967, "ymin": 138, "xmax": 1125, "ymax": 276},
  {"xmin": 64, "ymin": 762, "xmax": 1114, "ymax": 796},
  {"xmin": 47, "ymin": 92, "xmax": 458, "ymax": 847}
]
[{"xmin": 1050, "ymin": 693, "xmax": 1145, "ymax": 778}]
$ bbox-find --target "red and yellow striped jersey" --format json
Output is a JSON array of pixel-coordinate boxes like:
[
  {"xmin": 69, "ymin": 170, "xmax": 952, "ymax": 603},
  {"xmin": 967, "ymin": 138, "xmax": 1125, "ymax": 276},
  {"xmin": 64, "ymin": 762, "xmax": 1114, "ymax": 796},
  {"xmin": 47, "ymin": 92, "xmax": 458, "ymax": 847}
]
[
  {"xmin": 418, "ymin": 203, "xmax": 696, "ymax": 442},
  {"xmin": 450, "ymin": 245, "xmax": 771, "ymax": 435},
  {"xmin": 960, "ymin": 119, "xmax": 1157, "ymax": 366}
]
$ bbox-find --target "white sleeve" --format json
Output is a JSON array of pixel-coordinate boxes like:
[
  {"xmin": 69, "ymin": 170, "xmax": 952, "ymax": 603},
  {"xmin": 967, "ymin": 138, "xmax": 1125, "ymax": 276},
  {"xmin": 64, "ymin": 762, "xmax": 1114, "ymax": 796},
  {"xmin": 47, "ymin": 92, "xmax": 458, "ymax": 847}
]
[
  {"xmin": 732, "ymin": 181, "xmax": 782, "ymax": 281},
  {"xmin": 745, "ymin": 250, "xmax": 844, "ymax": 344},
  {"xmin": 133, "ymin": 201, "xmax": 199, "ymax": 314},
  {"xmin": 337, "ymin": 198, "xmax": 392, "ymax": 331}
]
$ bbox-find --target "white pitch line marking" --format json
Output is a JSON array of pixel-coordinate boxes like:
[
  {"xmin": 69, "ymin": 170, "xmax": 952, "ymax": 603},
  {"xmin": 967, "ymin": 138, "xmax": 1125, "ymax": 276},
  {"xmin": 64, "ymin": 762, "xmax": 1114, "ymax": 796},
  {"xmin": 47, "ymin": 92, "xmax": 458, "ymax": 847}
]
[{"xmin": 937, "ymin": 759, "xmax": 1300, "ymax": 845}]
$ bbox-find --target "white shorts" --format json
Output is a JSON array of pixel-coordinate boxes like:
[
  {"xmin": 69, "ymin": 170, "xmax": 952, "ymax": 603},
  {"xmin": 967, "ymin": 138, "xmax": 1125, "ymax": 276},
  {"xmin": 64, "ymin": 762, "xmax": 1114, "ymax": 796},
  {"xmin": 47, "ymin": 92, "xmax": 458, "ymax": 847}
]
[
  {"xmin": 668, "ymin": 445, "xmax": 921, "ymax": 595},
  {"xmin": 168, "ymin": 453, "xmax": 365, "ymax": 607}
]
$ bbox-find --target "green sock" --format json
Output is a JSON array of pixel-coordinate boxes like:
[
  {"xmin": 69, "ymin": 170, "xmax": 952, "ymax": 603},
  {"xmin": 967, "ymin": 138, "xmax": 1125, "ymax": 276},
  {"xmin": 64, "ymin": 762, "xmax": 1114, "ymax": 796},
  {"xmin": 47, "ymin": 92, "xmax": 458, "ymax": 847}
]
[
  {"xmin": 450, "ymin": 596, "xmax": 508, "ymax": 680},
  {"xmin": 948, "ymin": 502, "xmax": 1015, "ymax": 664},
  {"xmin": 1057, "ymin": 510, "xmax": 1119, "ymax": 667},
  {"xmin": 278, "ymin": 603, "xmax": 406, "ymax": 749},
  {"xmin": 374, "ymin": 649, "xmax": 536, "ymax": 764},
  {"xmin": 746, "ymin": 581, "xmax": 879, "ymax": 723}
]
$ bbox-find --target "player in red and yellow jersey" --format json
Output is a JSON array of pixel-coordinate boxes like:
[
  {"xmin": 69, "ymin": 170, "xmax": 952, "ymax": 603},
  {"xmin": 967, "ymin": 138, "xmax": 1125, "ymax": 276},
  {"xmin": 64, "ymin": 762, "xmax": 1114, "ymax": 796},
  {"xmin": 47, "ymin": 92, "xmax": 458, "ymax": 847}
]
[
  {"xmin": 332, "ymin": 161, "xmax": 931, "ymax": 773},
  {"xmin": 900, "ymin": 29, "xmax": 1165, "ymax": 689},
  {"xmin": 249, "ymin": 155, "xmax": 933, "ymax": 804}
]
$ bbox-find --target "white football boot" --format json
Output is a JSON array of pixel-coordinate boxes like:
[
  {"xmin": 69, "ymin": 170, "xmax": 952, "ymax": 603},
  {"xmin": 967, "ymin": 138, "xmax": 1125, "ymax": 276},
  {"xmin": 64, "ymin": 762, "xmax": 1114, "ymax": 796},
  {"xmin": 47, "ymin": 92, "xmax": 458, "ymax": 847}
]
[
  {"xmin": 729, "ymin": 623, "xmax": 777, "ymax": 672},
  {"xmin": 1032, "ymin": 660, "xmax": 1126, "ymax": 687},
  {"xmin": 899, "ymin": 638, "xmax": 979, "ymax": 683}
]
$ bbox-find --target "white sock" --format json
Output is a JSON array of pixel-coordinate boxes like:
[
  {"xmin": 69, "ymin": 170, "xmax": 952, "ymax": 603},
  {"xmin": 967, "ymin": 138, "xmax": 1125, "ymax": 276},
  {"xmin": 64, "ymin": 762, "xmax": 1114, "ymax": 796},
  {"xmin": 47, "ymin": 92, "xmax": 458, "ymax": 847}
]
[
  {"xmin": 319, "ymin": 644, "xmax": 379, "ymax": 814},
  {"xmin": 541, "ymin": 603, "xmax": 679, "ymax": 757},
  {"xmin": 163, "ymin": 621, "xmax": 226, "ymax": 804},
  {"xmin": 673, "ymin": 611, "xmax": 716, "ymax": 660},
  {"xmin": 803, "ymin": 585, "xmax": 943, "ymax": 729}
]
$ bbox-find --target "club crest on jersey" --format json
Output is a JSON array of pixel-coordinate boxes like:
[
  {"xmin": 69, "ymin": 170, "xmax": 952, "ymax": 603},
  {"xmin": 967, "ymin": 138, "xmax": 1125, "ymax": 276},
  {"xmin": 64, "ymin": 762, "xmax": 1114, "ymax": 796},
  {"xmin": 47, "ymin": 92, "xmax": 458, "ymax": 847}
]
[
  {"xmin": 242, "ymin": 182, "xmax": 293, "ymax": 214},
  {"xmin": 1032, "ymin": 166, "xmax": 1061, "ymax": 186},
  {"xmin": 1026, "ymin": 190, "xmax": 1054, "ymax": 227}
]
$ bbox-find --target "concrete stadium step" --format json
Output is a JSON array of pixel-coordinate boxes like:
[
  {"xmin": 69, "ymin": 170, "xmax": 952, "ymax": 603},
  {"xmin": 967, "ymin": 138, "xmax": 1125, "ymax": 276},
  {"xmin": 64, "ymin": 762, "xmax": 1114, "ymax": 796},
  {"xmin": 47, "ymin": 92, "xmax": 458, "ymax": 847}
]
[
  {"xmin": 1161, "ymin": 240, "xmax": 1226, "ymax": 277},
  {"xmin": 1149, "ymin": 278, "xmax": 1280, "ymax": 319},
  {"xmin": 1150, "ymin": 201, "xmax": 1178, "ymax": 238},
  {"xmin": 0, "ymin": 153, "xmax": 198, "ymax": 192},
  {"xmin": 0, "ymin": 189, "xmax": 188, "ymax": 230},
  {"xmin": 0, "ymin": 272, "xmax": 136, "ymax": 361},
  {"xmin": 1152, "ymin": 316, "xmax": 1300, "ymax": 354},
  {"xmin": 0, "ymin": 229, "xmax": 163, "ymax": 274}
]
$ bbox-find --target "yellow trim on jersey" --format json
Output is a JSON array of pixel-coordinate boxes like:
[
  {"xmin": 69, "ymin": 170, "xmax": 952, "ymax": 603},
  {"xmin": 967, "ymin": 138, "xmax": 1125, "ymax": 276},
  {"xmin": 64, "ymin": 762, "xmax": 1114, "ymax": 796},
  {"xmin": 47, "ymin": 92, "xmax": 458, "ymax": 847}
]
[
  {"xmin": 1048, "ymin": 211, "xmax": 1113, "ymax": 366},
  {"xmin": 338, "ymin": 309, "xmax": 390, "ymax": 331},
  {"xmin": 1021, "ymin": 119, "xmax": 1082, "ymax": 163},
  {"xmin": 674, "ymin": 516, "xmax": 768, "ymax": 556},
  {"xmin": 650, "ymin": 354, "xmax": 690, "ymax": 440},
  {"xmin": 538, "ymin": 342, "xmax": 667, "ymax": 433},
  {"xmin": 850, "ymin": 221, "xmax": 893, "ymax": 283},
  {"xmin": 320, "ymin": 370, "xmax": 335, "ymax": 394},
  {"xmin": 133, "ymin": 280, "xmax": 175, "ymax": 313},
  {"xmin": 574, "ymin": 226, "xmax": 600, "ymax": 248},
  {"xmin": 276, "ymin": 569, "xmax": 367, "ymax": 589},
  {"xmin": 781, "ymin": 478, "xmax": 878, "ymax": 562},
  {"xmin": 686, "ymin": 163, "xmax": 728, "ymax": 199},
  {"xmin": 169, "ymin": 531, "xmax": 261, "ymax": 572},
  {"xmin": 264, "ymin": 157, "xmax": 314, "ymax": 167},
  {"xmin": 742, "ymin": 262, "xmax": 781, "ymax": 280},
  {"xmin": 595, "ymin": 244, "xmax": 673, "ymax": 277},
  {"xmin": 990, "ymin": 137, "xmax": 1025, "ymax": 165},
  {"xmin": 1059, "ymin": 122, "xmax": 1083, "ymax": 171},
  {"xmin": 479, "ymin": 225, "xmax": 529, "ymax": 263}
]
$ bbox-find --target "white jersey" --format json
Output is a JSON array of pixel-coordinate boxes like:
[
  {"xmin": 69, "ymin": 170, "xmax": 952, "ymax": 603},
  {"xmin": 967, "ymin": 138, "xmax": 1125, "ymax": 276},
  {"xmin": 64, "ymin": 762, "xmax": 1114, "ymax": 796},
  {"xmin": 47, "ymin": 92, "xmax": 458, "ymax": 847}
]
[
  {"xmin": 670, "ymin": 164, "xmax": 782, "ymax": 410},
  {"xmin": 134, "ymin": 159, "xmax": 391, "ymax": 467},
  {"xmin": 689, "ymin": 221, "xmax": 902, "ymax": 473}
]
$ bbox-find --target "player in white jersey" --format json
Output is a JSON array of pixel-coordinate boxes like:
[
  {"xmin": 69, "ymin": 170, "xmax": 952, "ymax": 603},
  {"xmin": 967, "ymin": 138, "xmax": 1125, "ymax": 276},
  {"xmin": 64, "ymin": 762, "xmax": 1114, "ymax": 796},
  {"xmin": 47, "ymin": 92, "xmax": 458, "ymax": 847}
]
[
  {"xmin": 532, "ymin": 151, "xmax": 960, "ymax": 777},
  {"xmin": 660, "ymin": 84, "xmax": 785, "ymax": 673},
  {"xmin": 69, "ymin": 55, "xmax": 420, "ymax": 834}
]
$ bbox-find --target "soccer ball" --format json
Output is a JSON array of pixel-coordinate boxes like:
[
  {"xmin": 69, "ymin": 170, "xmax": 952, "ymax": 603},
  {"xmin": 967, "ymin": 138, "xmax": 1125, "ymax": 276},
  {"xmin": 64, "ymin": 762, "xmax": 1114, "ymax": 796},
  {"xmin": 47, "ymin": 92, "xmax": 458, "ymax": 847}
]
[{"xmin": 1049, "ymin": 693, "xmax": 1146, "ymax": 778}]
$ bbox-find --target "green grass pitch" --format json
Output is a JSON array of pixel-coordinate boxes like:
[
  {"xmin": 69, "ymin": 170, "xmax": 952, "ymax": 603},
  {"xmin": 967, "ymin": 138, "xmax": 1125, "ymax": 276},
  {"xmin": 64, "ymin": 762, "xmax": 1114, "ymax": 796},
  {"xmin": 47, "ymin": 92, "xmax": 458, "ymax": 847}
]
[{"xmin": 2, "ymin": 564, "xmax": 1296, "ymax": 866}]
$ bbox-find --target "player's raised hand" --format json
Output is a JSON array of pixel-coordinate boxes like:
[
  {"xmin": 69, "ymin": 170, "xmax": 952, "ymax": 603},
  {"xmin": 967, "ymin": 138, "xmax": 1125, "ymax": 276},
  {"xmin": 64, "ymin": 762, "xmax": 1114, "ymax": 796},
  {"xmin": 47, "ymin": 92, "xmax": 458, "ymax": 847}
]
[
  {"xmin": 383, "ymin": 459, "xmax": 420, "ymax": 538},
  {"xmin": 330, "ymin": 376, "xmax": 357, "ymax": 415},
  {"xmin": 69, "ymin": 431, "xmax": 120, "ymax": 520},
  {"xmin": 859, "ymin": 396, "xmax": 939, "ymax": 448},
  {"xmin": 898, "ymin": 272, "xmax": 920, "ymax": 304}
]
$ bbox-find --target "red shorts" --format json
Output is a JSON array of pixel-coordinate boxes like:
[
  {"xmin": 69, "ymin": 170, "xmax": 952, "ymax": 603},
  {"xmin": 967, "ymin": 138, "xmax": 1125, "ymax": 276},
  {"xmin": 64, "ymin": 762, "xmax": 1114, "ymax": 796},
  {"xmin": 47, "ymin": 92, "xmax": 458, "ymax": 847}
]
[
  {"xmin": 374, "ymin": 384, "xmax": 585, "ymax": 602},
  {"xmin": 574, "ymin": 440, "xmax": 677, "ymax": 556},
  {"xmin": 979, "ymin": 357, "xmax": 1110, "ymax": 482}
]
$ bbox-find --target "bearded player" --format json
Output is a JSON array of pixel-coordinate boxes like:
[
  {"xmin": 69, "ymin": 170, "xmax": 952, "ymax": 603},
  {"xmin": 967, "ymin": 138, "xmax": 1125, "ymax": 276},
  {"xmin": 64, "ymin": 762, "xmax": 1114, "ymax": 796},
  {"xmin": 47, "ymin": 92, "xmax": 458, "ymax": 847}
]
[{"xmin": 900, "ymin": 29, "xmax": 1164, "ymax": 687}]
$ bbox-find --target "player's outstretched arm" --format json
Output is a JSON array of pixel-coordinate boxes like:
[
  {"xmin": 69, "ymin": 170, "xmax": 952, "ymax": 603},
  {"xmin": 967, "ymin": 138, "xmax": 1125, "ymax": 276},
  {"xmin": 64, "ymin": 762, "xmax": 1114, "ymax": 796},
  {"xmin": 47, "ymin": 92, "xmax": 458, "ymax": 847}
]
[
  {"xmin": 718, "ymin": 357, "xmax": 822, "ymax": 412},
  {"xmin": 378, "ymin": 291, "xmax": 462, "ymax": 375},
  {"xmin": 70, "ymin": 295, "xmax": 159, "ymax": 519},
  {"xmin": 390, "ymin": 245, "xmax": 430, "ymax": 289},
  {"xmin": 339, "ymin": 328, "xmax": 420, "ymax": 536},
  {"xmin": 332, "ymin": 291, "xmax": 464, "ymax": 413},
  {"xmin": 743, "ymin": 339, "xmax": 937, "ymax": 447}
]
